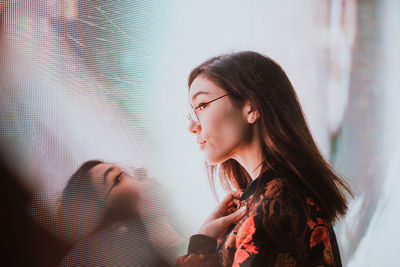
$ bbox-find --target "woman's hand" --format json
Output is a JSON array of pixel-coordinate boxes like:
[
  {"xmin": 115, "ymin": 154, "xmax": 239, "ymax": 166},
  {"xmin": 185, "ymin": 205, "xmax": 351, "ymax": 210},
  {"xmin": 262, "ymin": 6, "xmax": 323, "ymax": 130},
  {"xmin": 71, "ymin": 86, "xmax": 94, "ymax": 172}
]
[{"xmin": 197, "ymin": 191, "xmax": 247, "ymax": 240}]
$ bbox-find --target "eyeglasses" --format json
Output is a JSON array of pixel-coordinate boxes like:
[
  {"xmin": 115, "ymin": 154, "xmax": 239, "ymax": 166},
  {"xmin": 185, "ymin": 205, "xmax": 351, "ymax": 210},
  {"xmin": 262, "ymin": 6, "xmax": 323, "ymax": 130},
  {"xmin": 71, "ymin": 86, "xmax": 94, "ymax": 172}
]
[{"xmin": 188, "ymin": 93, "xmax": 229, "ymax": 124}]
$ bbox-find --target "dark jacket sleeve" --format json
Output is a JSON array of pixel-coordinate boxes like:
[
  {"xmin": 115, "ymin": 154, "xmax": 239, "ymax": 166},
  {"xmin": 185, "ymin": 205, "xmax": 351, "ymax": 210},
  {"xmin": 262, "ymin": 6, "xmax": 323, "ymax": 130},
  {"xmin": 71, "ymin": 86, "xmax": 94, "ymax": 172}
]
[{"xmin": 175, "ymin": 234, "xmax": 220, "ymax": 267}]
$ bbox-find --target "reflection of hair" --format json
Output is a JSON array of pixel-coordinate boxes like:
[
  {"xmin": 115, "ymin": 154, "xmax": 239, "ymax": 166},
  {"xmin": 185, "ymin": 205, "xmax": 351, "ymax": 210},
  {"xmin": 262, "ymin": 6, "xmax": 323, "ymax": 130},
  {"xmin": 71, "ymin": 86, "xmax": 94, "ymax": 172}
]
[
  {"xmin": 60, "ymin": 160, "xmax": 103, "ymax": 203},
  {"xmin": 57, "ymin": 160, "xmax": 104, "ymax": 245},
  {"xmin": 189, "ymin": 51, "xmax": 352, "ymax": 224}
]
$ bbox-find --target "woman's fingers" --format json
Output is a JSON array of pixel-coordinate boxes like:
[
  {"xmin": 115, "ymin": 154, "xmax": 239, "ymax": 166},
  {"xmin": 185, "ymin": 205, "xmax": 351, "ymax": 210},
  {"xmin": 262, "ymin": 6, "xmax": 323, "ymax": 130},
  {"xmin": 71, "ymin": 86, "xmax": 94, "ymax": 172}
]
[
  {"xmin": 197, "ymin": 206, "xmax": 248, "ymax": 240},
  {"xmin": 220, "ymin": 192, "xmax": 235, "ymax": 206},
  {"xmin": 222, "ymin": 206, "xmax": 247, "ymax": 225},
  {"xmin": 232, "ymin": 190, "xmax": 243, "ymax": 199},
  {"xmin": 204, "ymin": 190, "xmax": 244, "ymax": 223},
  {"xmin": 199, "ymin": 191, "xmax": 246, "ymax": 239},
  {"xmin": 218, "ymin": 191, "xmax": 243, "ymax": 213},
  {"xmin": 214, "ymin": 206, "xmax": 248, "ymax": 238},
  {"xmin": 233, "ymin": 199, "xmax": 241, "ymax": 208},
  {"xmin": 221, "ymin": 191, "xmax": 243, "ymax": 205},
  {"xmin": 227, "ymin": 199, "xmax": 241, "ymax": 214}
]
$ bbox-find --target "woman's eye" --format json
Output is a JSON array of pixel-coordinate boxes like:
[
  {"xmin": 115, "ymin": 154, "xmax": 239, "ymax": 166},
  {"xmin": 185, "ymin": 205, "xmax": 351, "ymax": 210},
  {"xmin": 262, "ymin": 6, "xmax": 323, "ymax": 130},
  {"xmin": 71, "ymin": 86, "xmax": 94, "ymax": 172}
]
[
  {"xmin": 197, "ymin": 103, "xmax": 208, "ymax": 111},
  {"xmin": 114, "ymin": 173, "xmax": 123, "ymax": 184}
]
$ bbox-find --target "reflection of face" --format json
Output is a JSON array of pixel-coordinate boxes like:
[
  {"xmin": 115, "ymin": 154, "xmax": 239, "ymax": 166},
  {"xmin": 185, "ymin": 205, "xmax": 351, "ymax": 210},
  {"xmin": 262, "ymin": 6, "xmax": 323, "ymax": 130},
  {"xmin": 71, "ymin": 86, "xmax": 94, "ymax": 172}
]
[
  {"xmin": 89, "ymin": 163, "xmax": 139, "ymax": 218},
  {"xmin": 188, "ymin": 75, "xmax": 251, "ymax": 164}
]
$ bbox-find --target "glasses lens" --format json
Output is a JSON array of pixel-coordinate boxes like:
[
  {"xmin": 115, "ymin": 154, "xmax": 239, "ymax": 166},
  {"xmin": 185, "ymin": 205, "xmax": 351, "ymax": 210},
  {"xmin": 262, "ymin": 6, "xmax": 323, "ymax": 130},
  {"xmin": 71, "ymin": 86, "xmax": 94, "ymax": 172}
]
[{"xmin": 188, "ymin": 107, "xmax": 199, "ymax": 124}]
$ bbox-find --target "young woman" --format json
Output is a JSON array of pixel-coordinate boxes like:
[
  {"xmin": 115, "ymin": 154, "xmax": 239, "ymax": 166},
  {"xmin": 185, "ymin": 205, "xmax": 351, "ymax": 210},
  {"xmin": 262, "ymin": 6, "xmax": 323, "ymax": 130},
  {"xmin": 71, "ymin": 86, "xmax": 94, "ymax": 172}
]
[{"xmin": 176, "ymin": 51, "xmax": 351, "ymax": 266}]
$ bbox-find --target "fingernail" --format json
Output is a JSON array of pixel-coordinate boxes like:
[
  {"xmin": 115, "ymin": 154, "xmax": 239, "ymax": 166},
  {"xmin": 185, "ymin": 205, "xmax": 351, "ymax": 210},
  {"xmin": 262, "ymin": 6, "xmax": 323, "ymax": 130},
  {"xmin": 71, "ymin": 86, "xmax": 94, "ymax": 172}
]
[{"xmin": 239, "ymin": 206, "xmax": 247, "ymax": 213}]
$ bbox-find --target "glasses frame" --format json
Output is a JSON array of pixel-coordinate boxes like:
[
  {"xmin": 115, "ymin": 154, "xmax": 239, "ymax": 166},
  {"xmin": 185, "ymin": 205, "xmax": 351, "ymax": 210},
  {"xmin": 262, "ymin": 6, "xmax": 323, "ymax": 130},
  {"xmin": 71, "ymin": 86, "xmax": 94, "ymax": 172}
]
[{"xmin": 188, "ymin": 93, "xmax": 229, "ymax": 124}]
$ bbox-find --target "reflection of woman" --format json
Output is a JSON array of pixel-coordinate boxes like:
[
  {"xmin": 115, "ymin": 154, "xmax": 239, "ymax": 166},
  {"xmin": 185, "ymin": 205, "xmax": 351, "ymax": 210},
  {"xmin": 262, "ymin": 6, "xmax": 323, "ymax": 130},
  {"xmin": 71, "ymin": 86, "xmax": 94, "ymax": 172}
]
[
  {"xmin": 176, "ymin": 51, "xmax": 351, "ymax": 266},
  {"xmin": 58, "ymin": 160, "xmax": 140, "ymax": 244},
  {"xmin": 57, "ymin": 160, "xmax": 177, "ymax": 266}
]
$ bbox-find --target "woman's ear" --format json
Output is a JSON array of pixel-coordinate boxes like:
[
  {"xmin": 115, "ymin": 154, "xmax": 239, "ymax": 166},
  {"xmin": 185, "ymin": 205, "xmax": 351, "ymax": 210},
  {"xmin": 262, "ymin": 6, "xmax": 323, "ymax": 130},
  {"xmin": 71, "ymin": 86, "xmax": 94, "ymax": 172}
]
[
  {"xmin": 247, "ymin": 111, "xmax": 260, "ymax": 124},
  {"xmin": 243, "ymin": 101, "xmax": 259, "ymax": 124}
]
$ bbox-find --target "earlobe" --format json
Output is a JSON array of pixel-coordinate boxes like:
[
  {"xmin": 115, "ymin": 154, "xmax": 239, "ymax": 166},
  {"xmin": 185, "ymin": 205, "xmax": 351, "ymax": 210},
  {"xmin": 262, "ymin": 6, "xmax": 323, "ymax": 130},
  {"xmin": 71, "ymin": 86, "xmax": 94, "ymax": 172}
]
[
  {"xmin": 247, "ymin": 111, "xmax": 258, "ymax": 124},
  {"xmin": 247, "ymin": 113, "xmax": 257, "ymax": 123},
  {"xmin": 243, "ymin": 101, "xmax": 259, "ymax": 124},
  {"xmin": 247, "ymin": 110, "xmax": 259, "ymax": 124}
]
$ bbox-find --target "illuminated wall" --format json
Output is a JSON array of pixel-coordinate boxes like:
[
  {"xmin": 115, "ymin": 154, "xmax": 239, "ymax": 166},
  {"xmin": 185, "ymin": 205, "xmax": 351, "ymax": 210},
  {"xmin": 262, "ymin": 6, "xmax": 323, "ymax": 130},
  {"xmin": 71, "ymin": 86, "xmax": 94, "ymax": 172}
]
[{"xmin": 1, "ymin": 0, "xmax": 399, "ymax": 265}]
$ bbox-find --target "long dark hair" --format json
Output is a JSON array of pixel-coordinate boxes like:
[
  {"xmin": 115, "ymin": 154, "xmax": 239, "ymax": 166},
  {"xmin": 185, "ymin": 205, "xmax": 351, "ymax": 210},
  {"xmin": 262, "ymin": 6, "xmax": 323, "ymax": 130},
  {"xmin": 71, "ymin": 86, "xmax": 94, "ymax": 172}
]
[
  {"xmin": 57, "ymin": 160, "xmax": 105, "ymax": 245},
  {"xmin": 188, "ymin": 51, "xmax": 352, "ymax": 224}
]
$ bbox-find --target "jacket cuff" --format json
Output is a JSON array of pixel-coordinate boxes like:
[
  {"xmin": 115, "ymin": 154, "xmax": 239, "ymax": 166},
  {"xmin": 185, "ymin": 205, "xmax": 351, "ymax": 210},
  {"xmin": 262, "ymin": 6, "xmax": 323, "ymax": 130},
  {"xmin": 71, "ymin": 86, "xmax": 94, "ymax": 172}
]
[{"xmin": 187, "ymin": 234, "xmax": 217, "ymax": 254}]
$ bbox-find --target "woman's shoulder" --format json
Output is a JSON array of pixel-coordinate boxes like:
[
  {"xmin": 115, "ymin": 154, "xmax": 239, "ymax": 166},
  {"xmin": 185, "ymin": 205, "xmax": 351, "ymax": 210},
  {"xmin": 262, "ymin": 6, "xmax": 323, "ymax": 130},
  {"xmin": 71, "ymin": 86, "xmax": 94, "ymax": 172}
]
[
  {"xmin": 254, "ymin": 176, "xmax": 302, "ymax": 206},
  {"xmin": 249, "ymin": 176, "xmax": 320, "ymax": 232},
  {"xmin": 260, "ymin": 176, "xmax": 325, "ymax": 219},
  {"xmin": 230, "ymin": 175, "xmax": 339, "ymax": 266},
  {"xmin": 251, "ymin": 177, "xmax": 296, "ymax": 211}
]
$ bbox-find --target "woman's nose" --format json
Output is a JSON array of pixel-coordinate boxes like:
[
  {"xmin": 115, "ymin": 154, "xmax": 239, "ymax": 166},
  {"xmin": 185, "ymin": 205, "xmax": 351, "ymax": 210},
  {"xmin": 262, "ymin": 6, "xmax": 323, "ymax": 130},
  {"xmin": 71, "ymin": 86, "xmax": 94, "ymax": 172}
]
[{"xmin": 187, "ymin": 118, "xmax": 200, "ymax": 134}]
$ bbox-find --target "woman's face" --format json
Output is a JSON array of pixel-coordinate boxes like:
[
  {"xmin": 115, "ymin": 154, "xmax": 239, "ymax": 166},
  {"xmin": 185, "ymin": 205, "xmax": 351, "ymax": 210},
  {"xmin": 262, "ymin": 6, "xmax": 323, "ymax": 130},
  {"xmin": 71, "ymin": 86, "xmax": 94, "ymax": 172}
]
[
  {"xmin": 89, "ymin": 163, "xmax": 139, "ymax": 217},
  {"xmin": 188, "ymin": 75, "xmax": 252, "ymax": 164}
]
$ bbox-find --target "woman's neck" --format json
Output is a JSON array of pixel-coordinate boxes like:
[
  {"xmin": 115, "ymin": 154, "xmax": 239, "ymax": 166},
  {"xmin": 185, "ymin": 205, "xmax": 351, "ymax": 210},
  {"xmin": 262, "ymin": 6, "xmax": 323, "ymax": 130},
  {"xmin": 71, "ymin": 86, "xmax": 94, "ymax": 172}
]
[{"xmin": 232, "ymin": 129, "xmax": 265, "ymax": 180}]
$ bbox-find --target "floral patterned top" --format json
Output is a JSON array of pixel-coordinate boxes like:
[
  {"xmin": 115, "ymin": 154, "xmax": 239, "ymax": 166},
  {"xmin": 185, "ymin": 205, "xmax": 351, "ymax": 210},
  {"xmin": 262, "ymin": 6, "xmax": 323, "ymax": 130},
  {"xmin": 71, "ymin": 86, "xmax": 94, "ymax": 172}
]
[{"xmin": 176, "ymin": 167, "xmax": 342, "ymax": 267}]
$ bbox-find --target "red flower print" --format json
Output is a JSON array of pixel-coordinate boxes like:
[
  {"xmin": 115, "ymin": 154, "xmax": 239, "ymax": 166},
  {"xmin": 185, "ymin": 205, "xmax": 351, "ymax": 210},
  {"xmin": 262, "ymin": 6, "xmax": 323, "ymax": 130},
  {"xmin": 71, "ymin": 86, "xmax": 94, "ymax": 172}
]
[
  {"xmin": 307, "ymin": 218, "xmax": 316, "ymax": 229},
  {"xmin": 243, "ymin": 242, "xmax": 259, "ymax": 255},
  {"xmin": 307, "ymin": 197, "xmax": 321, "ymax": 211},
  {"xmin": 324, "ymin": 247, "xmax": 334, "ymax": 265},
  {"xmin": 233, "ymin": 248, "xmax": 250, "ymax": 267},
  {"xmin": 307, "ymin": 217, "xmax": 326, "ymax": 230},
  {"xmin": 232, "ymin": 217, "xmax": 260, "ymax": 266},
  {"xmin": 310, "ymin": 225, "xmax": 334, "ymax": 264},
  {"xmin": 236, "ymin": 217, "xmax": 257, "ymax": 247},
  {"xmin": 310, "ymin": 226, "xmax": 329, "ymax": 248},
  {"xmin": 306, "ymin": 197, "xmax": 315, "ymax": 206},
  {"xmin": 263, "ymin": 180, "xmax": 281, "ymax": 198}
]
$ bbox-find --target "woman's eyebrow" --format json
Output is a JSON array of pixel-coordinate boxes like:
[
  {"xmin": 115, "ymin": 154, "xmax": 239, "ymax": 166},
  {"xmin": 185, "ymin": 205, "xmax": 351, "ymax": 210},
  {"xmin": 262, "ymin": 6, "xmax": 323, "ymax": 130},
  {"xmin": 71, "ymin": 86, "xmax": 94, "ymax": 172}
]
[
  {"xmin": 191, "ymin": 91, "xmax": 209, "ymax": 102},
  {"xmin": 103, "ymin": 167, "xmax": 115, "ymax": 184}
]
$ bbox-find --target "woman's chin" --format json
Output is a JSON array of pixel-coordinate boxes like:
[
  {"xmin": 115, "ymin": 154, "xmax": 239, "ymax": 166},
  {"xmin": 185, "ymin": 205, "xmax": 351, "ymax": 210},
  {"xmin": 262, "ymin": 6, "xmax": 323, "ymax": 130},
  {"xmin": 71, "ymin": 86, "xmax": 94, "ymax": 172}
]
[
  {"xmin": 204, "ymin": 154, "xmax": 216, "ymax": 165},
  {"xmin": 204, "ymin": 153, "xmax": 225, "ymax": 165},
  {"xmin": 205, "ymin": 158, "xmax": 217, "ymax": 165}
]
